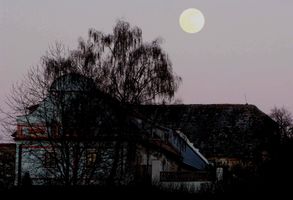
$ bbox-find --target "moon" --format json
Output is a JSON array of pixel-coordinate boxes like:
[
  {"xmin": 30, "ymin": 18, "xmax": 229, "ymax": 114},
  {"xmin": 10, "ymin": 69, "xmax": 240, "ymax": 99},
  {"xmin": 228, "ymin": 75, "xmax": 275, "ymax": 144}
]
[{"xmin": 179, "ymin": 8, "xmax": 205, "ymax": 33}]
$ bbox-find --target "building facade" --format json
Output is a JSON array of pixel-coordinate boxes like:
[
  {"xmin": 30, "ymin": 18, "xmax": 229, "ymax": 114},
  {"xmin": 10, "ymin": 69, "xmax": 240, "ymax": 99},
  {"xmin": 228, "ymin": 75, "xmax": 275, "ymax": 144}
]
[{"xmin": 14, "ymin": 74, "xmax": 210, "ymax": 186}]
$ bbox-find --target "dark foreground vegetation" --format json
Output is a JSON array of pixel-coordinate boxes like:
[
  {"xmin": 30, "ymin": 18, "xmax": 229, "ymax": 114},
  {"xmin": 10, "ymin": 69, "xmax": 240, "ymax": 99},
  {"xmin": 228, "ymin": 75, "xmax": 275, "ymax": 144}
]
[
  {"xmin": 2, "ymin": 175, "xmax": 292, "ymax": 199},
  {"xmin": 1, "ymin": 139, "xmax": 293, "ymax": 199}
]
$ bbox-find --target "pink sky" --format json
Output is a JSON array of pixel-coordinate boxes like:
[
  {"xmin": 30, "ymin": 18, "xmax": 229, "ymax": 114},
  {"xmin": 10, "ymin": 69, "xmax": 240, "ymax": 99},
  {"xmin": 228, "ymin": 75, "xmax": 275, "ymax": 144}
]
[{"xmin": 1, "ymin": 0, "xmax": 293, "ymax": 135}]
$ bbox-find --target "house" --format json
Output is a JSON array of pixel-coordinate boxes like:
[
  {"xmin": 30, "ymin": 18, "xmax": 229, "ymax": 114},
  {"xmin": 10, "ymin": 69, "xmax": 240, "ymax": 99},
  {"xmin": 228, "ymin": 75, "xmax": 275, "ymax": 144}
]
[
  {"xmin": 14, "ymin": 74, "xmax": 210, "ymax": 187},
  {"xmin": 13, "ymin": 73, "xmax": 280, "ymax": 189},
  {"xmin": 136, "ymin": 104, "xmax": 279, "ymax": 170}
]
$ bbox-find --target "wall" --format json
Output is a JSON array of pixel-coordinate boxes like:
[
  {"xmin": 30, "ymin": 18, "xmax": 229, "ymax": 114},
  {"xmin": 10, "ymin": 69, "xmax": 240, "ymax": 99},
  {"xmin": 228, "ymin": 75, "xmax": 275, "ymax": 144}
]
[
  {"xmin": 151, "ymin": 160, "xmax": 212, "ymax": 193},
  {"xmin": 0, "ymin": 143, "xmax": 15, "ymax": 188}
]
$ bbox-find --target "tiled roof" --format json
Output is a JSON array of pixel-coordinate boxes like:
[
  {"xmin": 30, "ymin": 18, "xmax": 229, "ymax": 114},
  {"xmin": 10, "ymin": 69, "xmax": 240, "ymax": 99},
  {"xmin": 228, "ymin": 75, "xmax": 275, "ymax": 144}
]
[{"xmin": 136, "ymin": 104, "xmax": 279, "ymax": 159}]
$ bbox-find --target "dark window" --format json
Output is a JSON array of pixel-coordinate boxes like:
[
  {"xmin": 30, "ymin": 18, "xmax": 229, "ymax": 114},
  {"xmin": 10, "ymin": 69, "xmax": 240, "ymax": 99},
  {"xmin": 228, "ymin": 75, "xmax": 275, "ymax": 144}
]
[
  {"xmin": 86, "ymin": 150, "xmax": 97, "ymax": 167},
  {"xmin": 44, "ymin": 151, "xmax": 56, "ymax": 168}
]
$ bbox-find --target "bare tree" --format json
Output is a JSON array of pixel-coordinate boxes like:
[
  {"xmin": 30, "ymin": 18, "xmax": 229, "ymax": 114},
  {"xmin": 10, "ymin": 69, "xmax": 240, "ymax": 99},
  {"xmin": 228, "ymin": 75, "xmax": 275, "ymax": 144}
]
[
  {"xmin": 4, "ymin": 61, "xmax": 124, "ymax": 185},
  {"xmin": 45, "ymin": 20, "xmax": 181, "ymax": 105},
  {"xmin": 2, "ymin": 20, "xmax": 182, "ymax": 186},
  {"xmin": 270, "ymin": 106, "xmax": 293, "ymax": 141},
  {"xmin": 66, "ymin": 20, "xmax": 182, "ymax": 182}
]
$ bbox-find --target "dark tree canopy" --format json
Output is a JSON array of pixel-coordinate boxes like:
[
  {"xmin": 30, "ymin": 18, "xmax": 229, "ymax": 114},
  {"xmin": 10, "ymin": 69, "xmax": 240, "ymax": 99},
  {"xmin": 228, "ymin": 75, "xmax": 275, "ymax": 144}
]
[
  {"xmin": 45, "ymin": 20, "xmax": 181, "ymax": 104},
  {"xmin": 270, "ymin": 106, "xmax": 293, "ymax": 140},
  {"xmin": 2, "ymin": 20, "xmax": 182, "ymax": 186}
]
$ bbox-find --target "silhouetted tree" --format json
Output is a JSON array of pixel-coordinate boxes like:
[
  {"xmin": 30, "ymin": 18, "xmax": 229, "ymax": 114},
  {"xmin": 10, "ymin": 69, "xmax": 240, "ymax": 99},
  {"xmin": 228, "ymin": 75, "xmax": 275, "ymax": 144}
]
[
  {"xmin": 270, "ymin": 106, "xmax": 293, "ymax": 141},
  {"xmin": 44, "ymin": 20, "xmax": 181, "ymax": 104},
  {"xmin": 2, "ymin": 20, "xmax": 181, "ymax": 186},
  {"xmin": 4, "ymin": 67, "xmax": 124, "ymax": 185},
  {"xmin": 42, "ymin": 20, "xmax": 182, "ymax": 184}
]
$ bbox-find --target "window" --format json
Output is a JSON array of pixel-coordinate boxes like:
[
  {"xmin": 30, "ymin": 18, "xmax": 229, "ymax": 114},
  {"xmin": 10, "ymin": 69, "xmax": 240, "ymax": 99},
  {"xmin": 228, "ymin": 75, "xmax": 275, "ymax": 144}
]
[
  {"xmin": 44, "ymin": 151, "xmax": 56, "ymax": 168},
  {"xmin": 21, "ymin": 126, "xmax": 46, "ymax": 137},
  {"xmin": 29, "ymin": 126, "xmax": 45, "ymax": 135},
  {"xmin": 86, "ymin": 150, "xmax": 97, "ymax": 167},
  {"xmin": 22, "ymin": 127, "xmax": 29, "ymax": 136}
]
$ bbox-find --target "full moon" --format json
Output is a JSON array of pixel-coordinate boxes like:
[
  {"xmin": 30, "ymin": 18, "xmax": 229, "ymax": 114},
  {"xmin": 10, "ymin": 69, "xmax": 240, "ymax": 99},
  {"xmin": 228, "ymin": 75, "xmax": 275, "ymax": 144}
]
[{"xmin": 179, "ymin": 8, "xmax": 205, "ymax": 33}]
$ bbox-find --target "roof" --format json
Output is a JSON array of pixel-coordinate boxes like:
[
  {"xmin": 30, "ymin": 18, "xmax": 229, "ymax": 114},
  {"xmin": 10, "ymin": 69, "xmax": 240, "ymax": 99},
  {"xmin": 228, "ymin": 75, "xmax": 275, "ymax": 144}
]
[
  {"xmin": 155, "ymin": 127, "xmax": 209, "ymax": 170},
  {"xmin": 50, "ymin": 73, "xmax": 96, "ymax": 92},
  {"xmin": 0, "ymin": 143, "xmax": 16, "ymax": 152},
  {"xmin": 130, "ymin": 117, "xmax": 209, "ymax": 170},
  {"xmin": 172, "ymin": 130, "xmax": 209, "ymax": 169},
  {"xmin": 136, "ymin": 104, "xmax": 279, "ymax": 159}
]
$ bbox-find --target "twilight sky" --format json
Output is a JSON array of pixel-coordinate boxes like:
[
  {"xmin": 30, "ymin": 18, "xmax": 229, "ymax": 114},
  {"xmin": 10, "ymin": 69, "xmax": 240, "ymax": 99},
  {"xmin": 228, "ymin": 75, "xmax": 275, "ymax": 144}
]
[{"xmin": 1, "ymin": 0, "xmax": 293, "ymax": 120}]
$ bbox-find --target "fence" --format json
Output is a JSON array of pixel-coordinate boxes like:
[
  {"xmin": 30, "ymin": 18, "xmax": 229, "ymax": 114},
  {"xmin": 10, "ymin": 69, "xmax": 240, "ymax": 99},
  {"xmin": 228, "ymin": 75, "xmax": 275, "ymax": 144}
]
[{"xmin": 160, "ymin": 171, "xmax": 213, "ymax": 182}]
